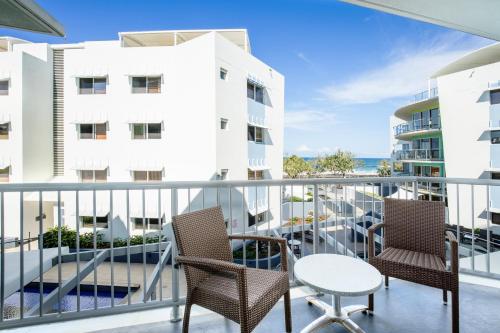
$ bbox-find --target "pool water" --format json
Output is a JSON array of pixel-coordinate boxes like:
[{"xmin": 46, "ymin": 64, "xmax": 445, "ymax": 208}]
[{"xmin": 3, "ymin": 286, "xmax": 128, "ymax": 319}]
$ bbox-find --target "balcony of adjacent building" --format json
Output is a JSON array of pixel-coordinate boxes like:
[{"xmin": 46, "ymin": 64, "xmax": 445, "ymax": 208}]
[
  {"xmin": 394, "ymin": 148, "xmax": 443, "ymax": 162},
  {"xmin": 0, "ymin": 177, "xmax": 499, "ymax": 333},
  {"xmin": 394, "ymin": 117, "xmax": 441, "ymax": 140}
]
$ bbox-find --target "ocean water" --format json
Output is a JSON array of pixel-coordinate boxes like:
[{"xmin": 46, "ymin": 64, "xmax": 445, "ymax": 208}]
[{"xmin": 303, "ymin": 157, "xmax": 388, "ymax": 174}]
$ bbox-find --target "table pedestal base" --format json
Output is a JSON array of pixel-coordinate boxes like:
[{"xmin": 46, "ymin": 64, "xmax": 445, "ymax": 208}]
[{"xmin": 300, "ymin": 295, "xmax": 369, "ymax": 333}]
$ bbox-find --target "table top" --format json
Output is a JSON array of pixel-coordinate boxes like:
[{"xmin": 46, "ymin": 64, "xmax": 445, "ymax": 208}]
[
  {"xmin": 288, "ymin": 239, "xmax": 302, "ymax": 245},
  {"xmin": 294, "ymin": 254, "xmax": 382, "ymax": 297}
]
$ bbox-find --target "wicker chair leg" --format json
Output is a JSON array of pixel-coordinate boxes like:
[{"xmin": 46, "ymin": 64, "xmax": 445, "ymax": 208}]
[
  {"xmin": 385, "ymin": 275, "xmax": 389, "ymax": 288},
  {"xmin": 452, "ymin": 290, "xmax": 459, "ymax": 333},
  {"xmin": 182, "ymin": 301, "xmax": 192, "ymax": 333},
  {"xmin": 284, "ymin": 290, "xmax": 292, "ymax": 332},
  {"xmin": 442, "ymin": 290, "xmax": 448, "ymax": 304},
  {"xmin": 368, "ymin": 293, "xmax": 374, "ymax": 312}
]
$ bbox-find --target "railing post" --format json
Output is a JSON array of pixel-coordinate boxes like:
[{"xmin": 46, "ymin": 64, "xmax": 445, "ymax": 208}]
[
  {"xmin": 412, "ymin": 181, "xmax": 418, "ymax": 200},
  {"xmin": 313, "ymin": 184, "xmax": 320, "ymax": 254},
  {"xmin": 170, "ymin": 188, "xmax": 182, "ymax": 323}
]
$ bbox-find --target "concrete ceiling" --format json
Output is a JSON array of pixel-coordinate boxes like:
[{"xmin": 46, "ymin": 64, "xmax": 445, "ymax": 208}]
[
  {"xmin": 340, "ymin": 0, "xmax": 500, "ymax": 41},
  {"xmin": 0, "ymin": 0, "xmax": 64, "ymax": 37}
]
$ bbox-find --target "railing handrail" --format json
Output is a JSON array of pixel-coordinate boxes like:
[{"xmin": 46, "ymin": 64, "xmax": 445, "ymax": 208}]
[
  {"xmin": 393, "ymin": 117, "xmax": 441, "ymax": 136},
  {"xmin": 1, "ymin": 176, "xmax": 500, "ymax": 192}
]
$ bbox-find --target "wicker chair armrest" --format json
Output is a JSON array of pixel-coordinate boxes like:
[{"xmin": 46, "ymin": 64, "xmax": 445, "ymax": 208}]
[
  {"xmin": 228, "ymin": 235, "xmax": 288, "ymax": 272},
  {"xmin": 445, "ymin": 231, "xmax": 459, "ymax": 274},
  {"xmin": 176, "ymin": 255, "xmax": 246, "ymax": 274},
  {"xmin": 368, "ymin": 223, "xmax": 385, "ymax": 259}
]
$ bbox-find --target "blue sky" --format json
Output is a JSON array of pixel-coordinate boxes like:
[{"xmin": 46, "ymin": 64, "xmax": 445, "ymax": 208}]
[{"xmin": 1, "ymin": 0, "xmax": 493, "ymax": 158}]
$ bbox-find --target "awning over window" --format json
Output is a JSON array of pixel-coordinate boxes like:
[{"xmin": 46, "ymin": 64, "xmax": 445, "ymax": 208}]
[
  {"xmin": 247, "ymin": 115, "xmax": 268, "ymax": 129},
  {"xmin": 0, "ymin": 70, "xmax": 10, "ymax": 81},
  {"xmin": 71, "ymin": 112, "xmax": 108, "ymax": 124},
  {"xmin": 71, "ymin": 159, "xmax": 108, "ymax": 171},
  {"xmin": 126, "ymin": 113, "xmax": 163, "ymax": 124},
  {"xmin": 128, "ymin": 161, "xmax": 164, "ymax": 171},
  {"xmin": 70, "ymin": 69, "xmax": 108, "ymax": 78},
  {"xmin": 77, "ymin": 206, "xmax": 109, "ymax": 217},
  {"xmin": 247, "ymin": 74, "xmax": 265, "ymax": 88},
  {"xmin": 125, "ymin": 71, "xmax": 164, "ymax": 78},
  {"xmin": 0, "ymin": 113, "xmax": 11, "ymax": 124},
  {"xmin": 248, "ymin": 159, "xmax": 270, "ymax": 171},
  {"xmin": 0, "ymin": 158, "xmax": 10, "ymax": 169}
]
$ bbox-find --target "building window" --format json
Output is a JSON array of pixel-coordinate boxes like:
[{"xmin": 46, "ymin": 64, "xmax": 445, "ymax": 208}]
[
  {"xmin": 0, "ymin": 167, "xmax": 9, "ymax": 183},
  {"xmin": 0, "ymin": 80, "xmax": 8, "ymax": 95},
  {"xmin": 132, "ymin": 217, "xmax": 162, "ymax": 230},
  {"xmin": 220, "ymin": 118, "xmax": 228, "ymax": 130},
  {"xmin": 0, "ymin": 123, "xmax": 9, "ymax": 139},
  {"xmin": 220, "ymin": 68, "xmax": 228, "ymax": 80},
  {"xmin": 219, "ymin": 169, "xmax": 228, "ymax": 180},
  {"xmin": 133, "ymin": 170, "xmax": 162, "ymax": 182},
  {"xmin": 491, "ymin": 130, "xmax": 500, "ymax": 144},
  {"xmin": 80, "ymin": 169, "xmax": 107, "ymax": 183},
  {"xmin": 78, "ymin": 123, "xmax": 107, "ymax": 140},
  {"xmin": 247, "ymin": 81, "xmax": 264, "ymax": 104},
  {"xmin": 248, "ymin": 211, "xmax": 267, "ymax": 227},
  {"xmin": 132, "ymin": 76, "xmax": 161, "ymax": 94},
  {"xmin": 492, "ymin": 212, "xmax": 500, "ymax": 225},
  {"xmin": 248, "ymin": 169, "xmax": 264, "ymax": 180},
  {"xmin": 132, "ymin": 123, "xmax": 162, "ymax": 139},
  {"xmin": 491, "ymin": 172, "xmax": 500, "ymax": 180},
  {"xmin": 247, "ymin": 125, "xmax": 263, "ymax": 143},
  {"xmin": 79, "ymin": 77, "xmax": 107, "ymax": 95},
  {"xmin": 490, "ymin": 89, "xmax": 500, "ymax": 105},
  {"xmin": 81, "ymin": 215, "xmax": 108, "ymax": 228}
]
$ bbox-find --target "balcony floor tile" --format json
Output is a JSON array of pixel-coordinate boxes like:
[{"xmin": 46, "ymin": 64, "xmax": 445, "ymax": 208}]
[{"xmin": 92, "ymin": 279, "xmax": 500, "ymax": 333}]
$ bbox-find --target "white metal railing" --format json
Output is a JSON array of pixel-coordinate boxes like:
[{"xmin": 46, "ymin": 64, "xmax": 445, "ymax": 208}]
[
  {"xmin": 394, "ymin": 148, "xmax": 442, "ymax": 161},
  {"xmin": 394, "ymin": 117, "xmax": 441, "ymax": 137},
  {"xmin": 410, "ymin": 87, "xmax": 438, "ymax": 104},
  {"xmin": 0, "ymin": 176, "xmax": 499, "ymax": 328}
]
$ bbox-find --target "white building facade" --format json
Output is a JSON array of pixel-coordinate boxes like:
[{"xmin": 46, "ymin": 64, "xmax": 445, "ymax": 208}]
[{"xmin": 0, "ymin": 30, "xmax": 284, "ymax": 241}]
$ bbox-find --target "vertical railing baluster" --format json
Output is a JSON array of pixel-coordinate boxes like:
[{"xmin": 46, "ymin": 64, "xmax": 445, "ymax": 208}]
[
  {"xmin": 290, "ymin": 185, "xmax": 294, "ymax": 260},
  {"xmin": 57, "ymin": 191, "xmax": 62, "ymax": 314},
  {"xmin": 486, "ymin": 185, "xmax": 491, "ymax": 274},
  {"xmin": 76, "ymin": 191, "xmax": 81, "ymax": 312},
  {"xmin": 38, "ymin": 191, "xmax": 43, "ymax": 317},
  {"xmin": 279, "ymin": 185, "xmax": 283, "ymax": 239},
  {"xmin": 313, "ymin": 184, "xmax": 320, "ymax": 254},
  {"xmin": 126, "ymin": 189, "xmax": 131, "ymax": 306},
  {"xmin": 142, "ymin": 189, "xmax": 146, "ymax": 302},
  {"xmin": 187, "ymin": 188, "xmax": 191, "ymax": 213},
  {"xmin": 471, "ymin": 184, "xmax": 475, "ymax": 271},
  {"xmin": 362, "ymin": 184, "xmax": 366, "ymax": 261},
  {"xmin": 92, "ymin": 190, "xmax": 97, "ymax": 310},
  {"xmin": 267, "ymin": 185, "xmax": 271, "ymax": 270},
  {"xmin": 334, "ymin": 187, "xmax": 338, "ymax": 254},
  {"xmin": 158, "ymin": 188, "xmax": 163, "ymax": 301},
  {"xmin": 301, "ymin": 185, "xmax": 305, "ymax": 258},
  {"xmin": 202, "ymin": 188, "xmax": 205, "ymax": 209},
  {"xmin": 110, "ymin": 190, "xmax": 114, "ymax": 307},
  {"xmin": 19, "ymin": 191, "xmax": 24, "ymax": 319},
  {"xmin": 170, "ymin": 188, "xmax": 180, "ymax": 322},
  {"xmin": 343, "ymin": 185, "xmax": 347, "ymax": 256},
  {"xmin": 353, "ymin": 184, "xmax": 357, "ymax": 258},
  {"xmin": 456, "ymin": 184, "xmax": 461, "ymax": 271},
  {"xmin": 242, "ymin": 186, "xmax": 246, "ymax": 266},
  {"xmin": 255, "ymin": 185, "xmax": 258, "ymax": 268},
  {"xmin": 324, "ymin": 184, "xmax": 328, "ymax": 253},
  {"xmin": 0, "ymin": 192, "xmax": 4, "ymax": 321}
]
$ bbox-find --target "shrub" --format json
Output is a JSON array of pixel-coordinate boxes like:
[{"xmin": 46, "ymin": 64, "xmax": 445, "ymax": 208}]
[{"xmin": 290, "ymin": 196, "xmax": 304, "ymax": 202}]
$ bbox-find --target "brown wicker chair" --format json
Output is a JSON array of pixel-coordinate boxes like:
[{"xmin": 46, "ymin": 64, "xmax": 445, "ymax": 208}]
[
  {"xmin": 172, "ymin": 206, "xmax": 292, "ymax": 333},
  {"xmin": 367, "ymin": 198, "xmax": 459, "ymax": 333}
]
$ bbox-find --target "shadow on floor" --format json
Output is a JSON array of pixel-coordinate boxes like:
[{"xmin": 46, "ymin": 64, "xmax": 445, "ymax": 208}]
[{"xmin": 91, "ymin": 279, "xmax": 500, "ymax": 333}]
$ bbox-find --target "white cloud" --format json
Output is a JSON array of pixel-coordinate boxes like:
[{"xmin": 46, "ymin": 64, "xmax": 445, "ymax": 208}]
[
  {"xmin": 285, "ymin": 109, "xmax": 337, "ymax": 131},
  {"xmin": 296, "ymin": 144, "xmax": 312, "ymax": 152},
  {"xmin": 321, "ymin": 32, "xmax": 492, "ymax": 104},
  {"xmin": 297, "ymin": 52, "xmax": 313, "ymax": 65}
]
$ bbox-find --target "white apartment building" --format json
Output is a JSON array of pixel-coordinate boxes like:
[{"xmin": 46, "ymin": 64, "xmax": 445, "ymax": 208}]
[
  {"xmin": 391, "ymin": 42, "xmax": 500, "ymax": 233},
  {"xmin": 0, "ymin": 30, "xmax": 284, "ymax": 241}
]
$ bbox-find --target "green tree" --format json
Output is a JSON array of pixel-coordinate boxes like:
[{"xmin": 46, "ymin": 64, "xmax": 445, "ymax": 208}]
[
  {"xmin": 330, "ymin": 150, "xmax": 358, "ymax": 177},
  {"xmin": 377, "ymin": 160, "xmax": 392, "ymax": 177},
  {"xmin": 283, "ymin": 155, "xmax": 311, "ymax": 178}
]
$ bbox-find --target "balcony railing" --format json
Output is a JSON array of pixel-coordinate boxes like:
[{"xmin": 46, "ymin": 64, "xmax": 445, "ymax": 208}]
[
  {"xmin": 394, "ymin": 148, "xmax": 442, "ymax": 161},
  {"xmin": 393, "ymin": 118, "xmax": 441, "ymax": 137},
  {"xmin": 0, "ymin": 176, "xmax": 499, "ymax": 329},
  {"xmin": 410, "ymin": 87, "xmax": 438, "ymax": 104}
]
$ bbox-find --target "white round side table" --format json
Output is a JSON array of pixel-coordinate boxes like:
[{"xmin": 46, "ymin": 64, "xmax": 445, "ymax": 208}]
[{"xmin": 294, "ymin": 254, "xmax": 382, "ymax": 333}]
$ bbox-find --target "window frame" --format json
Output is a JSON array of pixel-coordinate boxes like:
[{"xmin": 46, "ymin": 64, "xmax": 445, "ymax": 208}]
[
  {"xmin": 80, "ymin": 169, "xmax": 108, "ymax": 183},
  {"xmin": 247, "ymin": 125, "xmax": 264, "ymax": 143},
  {"xmin": 220, "ymin": 118, "xmax": 228, "ymax": 130},
  {"xmin": 248, "ymin": 169, "xmax": 264, "ymax": 180},
  {"xmin": 81, "ymin": 214, "xmax": 109, "ymax": 229},
  {"xmin": 132, "ymin": 217, "xmax": 163, "ymax": 230},
  {"xmin": 133, "ymin": 170, "xmax": 163, "ymax": 182},
  {"xmin": 0, "ymin": 166, "xmax": 9, "ymax": 183},
  {"xmin": 78, "ymin": 123, "xmax": 107, "ymax": 140},
  {"xmin": 220, "ymin": 68, "xmax": 228, "ymax": 81},
  {"xmin": 247, "ymin": 80, "xmax": 265, "ymax": 104},
  {"xmin": 490, "ymin": 89, "xmax": 500, "ymax": 105},
  {"xmin": 131, "ymin": 76, "xmax": 162, "ymax": 94},
  {"xmin": 491, "ymin": 130, "xmax": 500, "ymax": 144},
  {"xmin": 78, "ymin": 77, "xmax": 107, "ymax": 95},
  {"xmin": 0, "ymin": 80, "xmax": 9, "ymax": 96},
  {"xmin": 132, "ymin": 123, "xmax": 162, "ymax": 140},
  {"xmin": 0, "ymin": 122, "xmax": 9, "ymax": 139}
]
